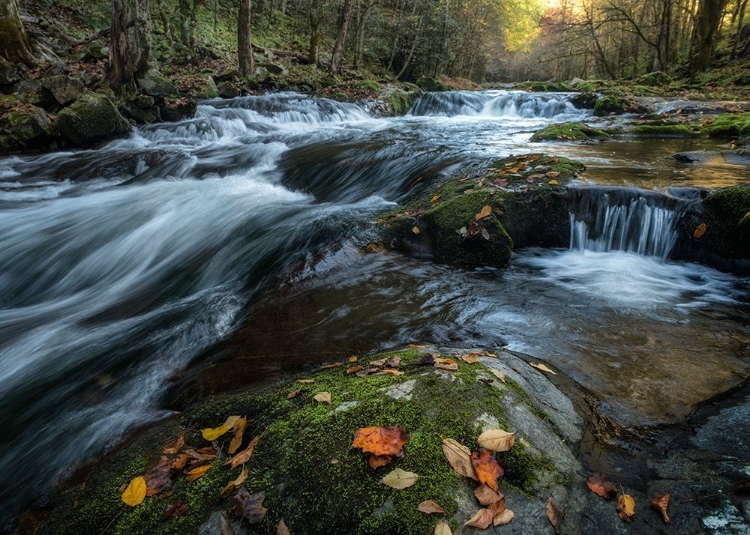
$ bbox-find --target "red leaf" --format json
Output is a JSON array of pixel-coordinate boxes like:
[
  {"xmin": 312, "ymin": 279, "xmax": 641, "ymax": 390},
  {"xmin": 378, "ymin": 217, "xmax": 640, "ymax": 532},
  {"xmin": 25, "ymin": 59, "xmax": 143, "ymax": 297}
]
[{"xmin": 471, "ymin": 449, "xmax": 503, "ymax": 493}]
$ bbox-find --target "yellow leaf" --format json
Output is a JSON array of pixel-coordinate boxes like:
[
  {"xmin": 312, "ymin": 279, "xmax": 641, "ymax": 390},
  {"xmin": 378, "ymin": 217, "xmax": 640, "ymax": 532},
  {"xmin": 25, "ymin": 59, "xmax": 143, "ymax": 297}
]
[
  {"xmin": 743, "ymin": 211, "xmax": 750, "ymax": 221},
  {"xmin": 412, "ymin": 226, "xmax": 421, "ymax": 235},
  {"xmin": 383, "ymin": 369, "xmax": 404, "ymax": 376},
  {"xmin": 434, "ymin": 521, "xmax": 452, "ymax": 535},
  {"xmin": 121, "ymin": 476, "xmax": 147, "ymax": 507},
  {"xmin": 477, "ymin": 429, "xmax": 516, "ymax": 452},
  {"xmin": 431, "ymin": 195, "xmax": 441, "ymax": 203},
  {"xmin": 530, "ymin": 362, "xmax": 557, "ymax": 375},
  {"xmin": 186, "ymin": 464, "xmax": 211, "ymax": 483},
  {"xmin": 313, "ymin": 392, "xmax": 332, "ymax": 404},
  {"xmin": 475, "ymin": 205, "xmax": 492, "ymax": 221},
  {"xmin": 219, "ymin": 467, "xmax": 248, "ymax": 498},
  {"xmin": 228, "ymin": 416, "xmax": 247, "ymax": 455},
  {"xmin": 201, "ymin": 424, "xmax": 230, "ymax": 442},
  {"xmin": 693, "ymin": 223, "xmax": 707, "ymax": 239},
  {"xmin": 380, "ymin": 468, "xmax": 419, "ymax": 489},
  {"xmin": 548, "ymin": 179, "xmax": 560, "ymax": 186},
  {"xmin": 349, "ymin": 356, "xmax": 358, "ymax": 363},
  {"xmin": 617, "ymin": 494, "xmax": 636, "ymax": 523}
]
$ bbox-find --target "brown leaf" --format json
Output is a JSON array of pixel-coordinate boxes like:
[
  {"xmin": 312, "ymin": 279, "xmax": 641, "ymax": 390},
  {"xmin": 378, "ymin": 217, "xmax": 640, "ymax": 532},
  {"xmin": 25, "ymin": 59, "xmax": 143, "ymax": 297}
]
[
  {"xmin": 617, "ymin": 493, "xmax": 635, "ymax": 523},
  {"xmin": 232, "ymin": 487, "xmax": 267, "ymax": 524},
  {"xmin": 384, "ymin": 356, "xmax": 401, "ymax": 368},
  {"xmin": 369, "ymin": 359, "xmax": 386, "ymax": 367},
  {"xmin": 277, "ymin": 519, "xmax": 291, "ymax": 535},
  {"xmin": 471, "ymin": 449, "xmax": 503, "ymax": 492},
  {"xmin": 352, "ymin": 426, "xmax": 409, "ymax": 460},
  {"xmin": 346, "ymin": 365, "xmax": 363, "ymax": 375},
  {"xmin": 587, "ymin": 472, "xmax": 618, "ymax": 499},
  {"xmin": 417, "ymin": 353, "xmax": 436, "ymax": 366},
  {"xmin": 287, "ymin": 389, "xmax": 302, "ymax": 399},
  {"xmin": 474, "ymin": 484, "xmax": 504, "ymax": 506},
  {"xmin": 530, "ymin": 362, "xmax": 557, "ymax": 375},
  {"xmin": 733, "ymin": 478, "xmax": 750, "ymax": 494},
  {"xmin": 186, "ymin": 464, "xmax": 211, "ymax": 483},
  {"xmin": 225, "ymin": 435, "xmax": 261, "ymax": 469},
  {"xmin": 163, "ymin": 434, "xmax": 185, "ymax": 454},
  {"xmin": 313, "ymin": 391, "xmax": 332, "ymax": 404},
  {"xmin": 461, "ymin": 355, "xmax": 480, "ymax": 364},
  {"xmin": 546, "ymin": 171, "xmax": 560, "ymax": 178},
  {"xmin": 418, "ymin": 500, "xmax": 447, "ymax": 515},
  {"xmin": 475, "ymin": 205, "xmax": 492, "ymax": 221},
  {"xmin": 694, "ymin": 222, "xmax": 707, "ymax": 239},
  {"xmin": 355, "ymin": 368, "xmax": 380, "ymax": 377},
  {"xmin": 368, "ymin": 454, "xmax": 393, "ymax": 469},
  {"xmin": 170, "ymin": 454, "xmax": 188, "ymax": 470},
  {"xmin": 162, "ymin": 499, "xmax": 189, "ymax": 520},
  {"xmin": 546, "ymin": 497, "xmax": 563, "ymax": 534},
  {"xmin": 320, "ymin": 362, "xmax": 342, "ymax": 370},
  {"xmin": 650, "ymin": 493, "xmax": 670, "ymax": 523},
  {"xmin": 144, "ymin": 458, "xmax": 174, "ymax": 496},
  {"xmin": 434, "ymin": 521, "xmax": 452, "ymax": 535},
  {"xmin": 464, "ymin": 508, "xmax": 494, "ymax": 529},
  {"xmin": 493, "ymin": 508, "xmax": 514, "ymax": 526},
  {"xmin": 489, "ymin": 369, "xmax": 506, "ymax": 382},
  {"xmin": 477, "ymin": 429, "xmax": 516, "ymax": 452},
  {"xmin": 434, "ymin": 358, "xmax": 458, "ymax": 372},
  {"xmin": 441, "ymin": 438, "xmax": 477, "ymax": 480},
  {"xmin": 228, "ymin": 417, "xmax": 247, "ymax": 455},
  {"xmin": 383, "ymin": 369, "xmax": 405, "ymax": 376},
  {"xmin": 220, "ymin": 468, "xmax": 249, "ymax": 499}
]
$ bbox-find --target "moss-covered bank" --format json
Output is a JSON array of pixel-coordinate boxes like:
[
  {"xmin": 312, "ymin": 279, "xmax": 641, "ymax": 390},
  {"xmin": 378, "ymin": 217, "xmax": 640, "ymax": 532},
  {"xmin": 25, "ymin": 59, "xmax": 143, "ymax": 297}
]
[
  {"xmin": 35, "ymin": 348, "xmax": 566, "ymax": 535},
  {"xmin": 531, "ymin": 122, "xmax": 609, "ymax": 142}
]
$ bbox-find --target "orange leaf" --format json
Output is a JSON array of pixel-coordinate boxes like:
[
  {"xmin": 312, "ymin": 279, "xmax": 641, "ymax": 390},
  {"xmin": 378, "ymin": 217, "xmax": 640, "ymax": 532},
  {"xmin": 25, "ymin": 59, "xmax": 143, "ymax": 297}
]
[
  {"xmin": 225, "ymin": 435, "xmax": 260, "ymax": 469},
  {"xmin": 475, "ymin": 205, "xmax": 492, "ymax": 221},
  {"xmin": 228, "ymin": 417, "xmax": 247, "ymax": 455},
  {"xmin": 163, "ymin": 434, "xmax": 185, "ymax": 454},
  {"xmin": 368, "ymin": 455, "xmax": 393, "ymax": 469},
  {"xmin": 169, "ymin": 454, "xmax": 188, "ymax": 470},
  {"xmin": 186, "ymin": 464, "xmax": 211, "ymax": 483},
  {"xmin": 346, "ymin": 365, "xmax": 363, "ymax": 375},
  {"xmin": 351, "ymin": 426, "xmax": 409, "ymax": 459},
  {"xmin": 287, "ymin": 389, "xmax": 302, "ymax": 399},
  {"xmin": 461, "ymin": 355, "xmax": 480, "ymax": 364},
  {"xmin": 320, "ymin": 362, "xmax": 341, "ymax": 370},
  {"xmin": 471, "ymin": 449, "xmax": 503, "ymax": 493},
  {"xmin": 650, "ymin": 493, "xmax": 670, "ymax": 523},
  {"xmin": 617, "ymin": 493, "xmax": 635, "ymax": 523},
  {"xmin": 587, "ymin": 472, "xmax": 617, "ymax": 499},
  {"xmin": 694, "ymin": 223, "xmax": 707, "ymax": 239}
]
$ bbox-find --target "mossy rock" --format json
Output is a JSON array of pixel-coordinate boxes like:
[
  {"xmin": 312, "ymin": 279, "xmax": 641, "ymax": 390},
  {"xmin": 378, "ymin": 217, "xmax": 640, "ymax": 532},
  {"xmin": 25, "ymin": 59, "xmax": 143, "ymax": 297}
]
[
  {"xmin": 626, "ymin": 124, "xmax": 701, "ymax": 138},
  {"xmin": 635, "ymin": 71, "xmax": 671, "ymax": 87},
  {"xmin": 175, "ymin": 74, "xmax": 219, "ymax": 99},
  {"xmin": 702, "ymin": 113, "xmax": 750, "ymax": 138},
  {"xmin": 55, "ymin": 93, "xmax": 130, "ymax": 145},
  {"xmin": 415, "ymin": 76, "xmax": 449, "ymax": 92},
  {"xmin": 37, "ymin": 349, "xmax": 562, "ymax": 534},
  {"xmin": 569, "ymin": 91, "xmax": 598, "ymax": 109},
  {"xmin": 158, "ymin": 96, "xmax": 198, "ymax": 122},
  {"xmin": 530, "ymin": 122, "xmax": 609, "ymax": 142},
  {"xmin": 360, "ymin": 79, "xmax": 380, "ymax": 92},
  {"xmin": 0, "ymin": 105, "xmax": 54, "ymax": 151},
  {"xmin": 593, "ymin": 95, "xmax": 633, "ymax": 116},
  {"xmin": 518, "ymin": 81, "xmax": 572, "ymax": 92},
  {"xmin": 384, "ymin": 88, "xmax": 419, "ymax": 116},
  {"xmin": 137, "ymin": 69, "xmax": 177, "ymax": 97}
]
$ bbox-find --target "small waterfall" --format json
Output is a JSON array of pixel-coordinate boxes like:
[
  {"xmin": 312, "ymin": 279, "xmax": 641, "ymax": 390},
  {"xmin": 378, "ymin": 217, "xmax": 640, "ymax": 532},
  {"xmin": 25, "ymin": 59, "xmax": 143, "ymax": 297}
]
[
  {"xmin": 408, "ymin": 90, "xmax": 588, "ymax": 120},
  {"xmin": 569, "ymin": 188, "xmax": 686, "ymax": 259}
]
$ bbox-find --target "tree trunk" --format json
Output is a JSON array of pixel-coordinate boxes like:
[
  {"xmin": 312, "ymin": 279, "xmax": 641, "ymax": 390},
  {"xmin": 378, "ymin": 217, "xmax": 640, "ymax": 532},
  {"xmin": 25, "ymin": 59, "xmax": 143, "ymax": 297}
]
[
  {"xmin": 0, "ymin": 0, "xmax": 37, "ymax": 65},
  {"xmin": 155, "ymin": 0, "xmax": 171, "ymax": 40},
  {"xmin": 688, "ymin": 0, "xmax": 729, "ymax": 75},
  {"xmin": 330, "ymin": 0, "xmax": 353, "ymax": 75},
  {"xmin": 308, "ymin": 0, "xmax": 320, "ymax": 67},
  {"xmin": 109, "ymin": 0, "xmax": 151, "ymax": 90},
  {"xmin": 177, "ymin": 0, "xmax": 196, "ymax": 49},
  {"xmin": 238, "ymin": 0, "xmax": 254, "ymax": 77}
]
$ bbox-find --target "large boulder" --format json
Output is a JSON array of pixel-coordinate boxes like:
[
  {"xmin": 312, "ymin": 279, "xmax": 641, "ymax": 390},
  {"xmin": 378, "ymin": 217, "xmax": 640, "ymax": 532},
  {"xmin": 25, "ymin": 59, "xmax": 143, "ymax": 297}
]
[
  {"xmin": 55, "ymin": 93, "xmax": 130, "ymax": 145},
  {"xmin": 531, "ymin": 122, "xmax": 609, "ymax": 142},
  {"xmin": 415, "ymin": 76, "xmax": 449, "ymax": 92},
  {"xmin": 0, "ymin": 105, "xmax": 54, "ymax": 152},
  {"xmin": 216, "ymin": 81, "xmax": 239, "ymax": 99},
  {"xmin": 593, "ymin": 95, "xmax": 634, "ymax": 116},
  {"xmin": 137, "ymin": 68, "xmax": 177, "ymax": 97},
  {"xmin": 41, "ymin": 75, "xmax": 85, "ymax": 106}
]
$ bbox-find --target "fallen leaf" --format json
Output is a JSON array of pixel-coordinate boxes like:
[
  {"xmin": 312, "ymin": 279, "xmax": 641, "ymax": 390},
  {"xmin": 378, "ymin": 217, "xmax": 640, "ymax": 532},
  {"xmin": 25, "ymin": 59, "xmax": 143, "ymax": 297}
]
[
  {"xmin": 516, "ymin": 155, "xmax": 528, "ymax": 161},
  {"xmin": 530, "ymin": 362, "xmax": 557, "ymax": 375},
  {"xmin": 546, "ymin": 171, "xmax": 560, "ymax": 178},
  {"xmin": 186, "ymin": 464, "xmax": 211, "ymax": 483},
  {"xmin": 385, "ymin": 356, "xmax": 401, "ymax": 369},
  {"xmin": 617, "ymin": 493, "xmax": 635, "ymax": 523},
  {"xmin": 529, "ymin": 154, "xmax": 540, "ymax": 161},
  {"xmin": 474, "ymin": 484, "xmax": 504, "ymax": 506},
  {"xmin": 743, "ymin": 211, "xmax": 750, "ymax": 221},
  {"xmin": 349, "ymin": 356, "xmax": 358, "ymax": 362},
  {"xmin": 587, "ymin": 472, "xmax": 618, "ymax": 499},
  {"xmin": 121, "ymin": 476, "xmax": 147, "ymax": 507},
  {"xmin": 548, "ymin": 179, "xmax": 560, "ymax": 186},
  {"xmin": 162, "ymin": 499, "xmax": 189, "ymax": 520},
  {"xmin": 225, "ymin": 435, "xmax": 261, "ymax": 469},
  {"xmin": 296, "ymin": 379, "xmax": 314, "ymax": 384},
  {"xmin": 381, "ymin": 468, "xmax": 419, "ymax": 489},
  {"xmin": 461, "ymin": 355, "xmax": 480, "ymax": 364},
  {"xmin": 170, "ymin": 454, "xmax": 188, "ymax": 470},
  {"xmin": 475, "ymin": 205, "xmax": 492, "ymax": 221},
  {"xmin": 471, "ymin": 449, "xmax": 503, "ymax": 492},
  {"xmin": 355, "ymin": 368, "xmax": 380, "ymax": 377},
  {"xmin": 464, "ymin": 508, "xmax": 494, "ymax": 529},
  {"xmin": 477, "ymin": 429, "xmax": 516, "ymax": 452},
  {"xmin": 650, "ymin": 493, "xmax": 670, "ymax": 523},
  {"xmin": 320, "ymin": 362, "xmax": 342, "ymax": 370},
  {"xmin": 383, "ymin": 369, "xmax": 405, "ymax": 376},
  {"xmin": 412, "ymin": 226, "xmax": 421, "ymax": 235},
  {"xmin": 232, "ymin": 487, "xmax": 267, "ymax": 524},
  {"xmin": 201, "ymin": 424, "xmax": 229, "ymax": 442},
  {"xmin": 434, "ymin": 521, "xmax": 452, "ymax": 535},
  {"xmin": 346, "ymin": 365, "xmax": 363, "ymax": 375},
  {"xmin": 287, "ymin": 389, "xmax": 302, "ymax": 399},
  {"xmin": 431, "ymin": 195, "xmax": 441, "ymax": 203},
  {"xmin": 277, "ymin": 519, "xmax": 291, "ymax": 535},
  {"xmin": 546, "ymin": 497, "xmax": 563, "ymax": 534},
  {"xmin": 441, "ymin": 438, "xmax": 477, "ymax": 480},
  {"xmin": 369, "ymin": 359, "xmax": 386, "ymax": 367},
  {"xmin": 228, "ymin": 417, "xmax": 247, "ymax": 455},
  {"xmin": 220, "ymin": 468, "xmax": 249, "ymax": 498},
  {"xmin": 481, "ymin": 228, "xmax": 490, "ymax": 240},
  {"xmin": 368, "ymin": 455, "xmax": 393, "ymax": 469},
  {"xmin": 352, "ymin": 426, "xmax": 409, "ymax": 461},
  {"xmin": 417, "ymin": 353, "xmax": 436, "ymax": 366},
  {"xmin": 144, "ymin": 458, "xmax": 174, "ymax": 496},
  {"xmin": 163, "ymin": 434, "xmax": 185, "ymax": 454},
  {"xmin": 493, "ymin": 508, "xmax": 514, "ymax": 526},
  {"xmin": 313, "ymin": 392, "xmax": 332, "ymax": 404},
  {"xmin": 434, "ymin": 358, "xmax": 459, "ymax": 372},
  {"xmin": 489, "ymin": 369, "xmax": 506, "ymax": 382},
  {"xmin": 694, "ymin": 222, "xmax": 707, "ymax": 238},
  {"xmin": 418, "ymin": 500, "xmax": 447, "ymax": 514}
]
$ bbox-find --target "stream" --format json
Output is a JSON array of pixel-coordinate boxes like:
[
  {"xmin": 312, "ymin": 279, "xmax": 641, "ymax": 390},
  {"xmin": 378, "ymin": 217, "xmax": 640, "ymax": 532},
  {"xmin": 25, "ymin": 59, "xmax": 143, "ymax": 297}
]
[{"xmin": 0, "ymin": 90, "xmax": 748, "ymax": 523}]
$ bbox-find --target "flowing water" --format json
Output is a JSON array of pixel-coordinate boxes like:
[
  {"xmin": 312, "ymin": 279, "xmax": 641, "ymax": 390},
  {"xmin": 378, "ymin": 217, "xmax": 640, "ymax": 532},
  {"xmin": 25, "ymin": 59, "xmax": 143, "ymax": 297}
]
[{"xmin": 0, "ymin": 90, "xmax": 748, "ymax": 522}]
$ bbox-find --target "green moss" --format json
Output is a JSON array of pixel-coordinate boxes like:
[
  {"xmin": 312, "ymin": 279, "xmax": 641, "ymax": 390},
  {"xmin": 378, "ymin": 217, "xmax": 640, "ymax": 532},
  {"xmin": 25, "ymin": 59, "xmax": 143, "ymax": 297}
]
[
  {"xmin": 703, "ymin": 113, "xmax": 750, "ymax": 138},
  {"xmin": 384, "ymin": 89, "xmax": 418, "ymax": 116},
  {"xmin": 361, "ymin": 79, "xmax": 380, "ymax": 91},
  {"xmin": 38, "ymin": 348, "xmax": 558, "ymax": 534},
  {"xmin": 415, "ymin": 76, "xmax": 449, "ymax": 92},
  {"xmin": 530, "ymin": 122, "xmax": 609, "ymax": 142},
  {"xmin": 55, "ymin": 93, "xmax": 130, "ymax": 145},
  {"xmin": 517, "ymin": 81, "xmax": 572, "ymax": 92},
  {"xmin": 627, "ymin": 124, "xmax": 701, "ymax": 137},
  {"xmin": 593, "ymin": 95, "xmax": 632, "ymax": 116},
  {"xmin": 635, "ymin": 71, "xmax": 671, "ymax": 87}
]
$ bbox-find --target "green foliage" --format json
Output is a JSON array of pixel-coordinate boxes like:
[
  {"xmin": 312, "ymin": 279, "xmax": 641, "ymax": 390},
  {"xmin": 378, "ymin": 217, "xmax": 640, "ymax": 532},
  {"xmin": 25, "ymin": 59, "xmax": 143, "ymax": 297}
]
[
  {"xmin": 703, "ymin": 113, "xmax": 750, "ymax": 138},
  {"xmin": 530, "ymin": 122, "xmax": 609, "ymax": 142}
]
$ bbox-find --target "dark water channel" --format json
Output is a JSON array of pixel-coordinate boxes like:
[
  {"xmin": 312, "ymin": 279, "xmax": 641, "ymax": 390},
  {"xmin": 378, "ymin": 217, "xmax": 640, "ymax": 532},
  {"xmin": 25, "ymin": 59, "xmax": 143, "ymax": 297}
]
[{"xmin": 0, "ymin": 91, "xmax": 748, "ymax": 523}]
